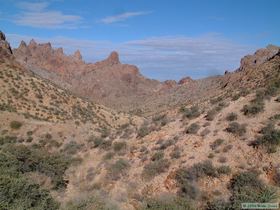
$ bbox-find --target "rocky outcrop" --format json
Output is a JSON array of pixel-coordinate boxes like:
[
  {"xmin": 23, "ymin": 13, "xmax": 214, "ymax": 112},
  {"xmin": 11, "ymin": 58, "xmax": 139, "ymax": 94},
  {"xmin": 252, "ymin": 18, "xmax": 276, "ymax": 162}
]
[
  {"xmin": 13, "ymin": 39, "xmax": 164, "ymax": 110},
  {"xmin": 239, "ymin": 45, "xmax": 280, "ymax": 71},
  {"xmin": 0, "ymin": 31, "xmax": 13, "ymax": 62}
]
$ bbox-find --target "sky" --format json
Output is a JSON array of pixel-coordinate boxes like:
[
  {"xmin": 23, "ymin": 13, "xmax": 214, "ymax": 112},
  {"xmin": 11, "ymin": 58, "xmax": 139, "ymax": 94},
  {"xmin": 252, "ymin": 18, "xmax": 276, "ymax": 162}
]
[{"xmin": 0, "ymin": 0, "xmax": 279, "ymax": 81}]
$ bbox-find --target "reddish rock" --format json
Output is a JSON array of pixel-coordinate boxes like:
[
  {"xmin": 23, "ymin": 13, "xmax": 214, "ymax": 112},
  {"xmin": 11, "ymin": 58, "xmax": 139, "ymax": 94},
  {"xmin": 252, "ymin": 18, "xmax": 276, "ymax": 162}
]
[{"xmin": 239, "ymin": 45, "xmax": 280, "ymax": 71}]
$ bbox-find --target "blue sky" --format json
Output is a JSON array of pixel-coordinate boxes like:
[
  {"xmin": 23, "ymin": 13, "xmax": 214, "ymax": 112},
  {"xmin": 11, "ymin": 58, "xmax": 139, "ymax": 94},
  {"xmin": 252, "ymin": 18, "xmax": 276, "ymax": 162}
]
[{"xmin": 1, "ymin": 0, "xmax": 279, "ymax": 80}]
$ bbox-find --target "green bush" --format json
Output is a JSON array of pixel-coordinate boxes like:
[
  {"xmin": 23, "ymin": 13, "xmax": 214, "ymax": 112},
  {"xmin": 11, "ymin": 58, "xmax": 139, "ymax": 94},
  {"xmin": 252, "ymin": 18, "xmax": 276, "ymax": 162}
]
[
  {"xmin": 229, "ymin": 171, "xmax": 277, "ymax": 209},
  {"xmin": 225, "ymin": 122, "xmax": 246, "ymax": 136},
  {"xmin": 10, "ymin": 121, "xmax": 23, "ymax": 129},
  {"xmin": 0, "ymin": 149, "xmax": 60, "ymax": 209},
  {"xmin": 186, "ymin": 123, "xmax": 200, "ymax": 134},
  {"xmin": 2, "ymin": 144, "xmax": 71, "ymax": 189},
  {"xmin": 142, "ymin": 159, "xmax": 170, "ymax": 179},
  {"xmin": 226, "ymin": 112, "xmax": 238, "ymax": 121},
  {"xmin": 181, "ymin": 105, "xmax": 200, "ymax": 119}
]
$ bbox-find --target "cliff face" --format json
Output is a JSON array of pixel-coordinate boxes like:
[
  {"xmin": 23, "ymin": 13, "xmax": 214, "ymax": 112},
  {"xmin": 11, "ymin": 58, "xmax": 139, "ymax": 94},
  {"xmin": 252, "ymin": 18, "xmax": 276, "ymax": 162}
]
[
  {"xmin": 0, "ymin": 31, "xmax": 13, "ymax": 63},
  {"xmin": 14, "ymin": 40, "xmax": 165, "ymax": 110}
]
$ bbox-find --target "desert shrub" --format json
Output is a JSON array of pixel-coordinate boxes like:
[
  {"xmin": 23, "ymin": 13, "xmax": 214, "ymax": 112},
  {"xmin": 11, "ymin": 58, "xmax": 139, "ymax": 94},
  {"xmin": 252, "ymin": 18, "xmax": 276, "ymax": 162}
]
[
  {"xmin": 225, "ymin": 122, "xmax": 246, "ymax": 136},
  {"xmin": 206, "ymin": 199, "xmax": 231, "ymax": 210},
  {"xmin": 63, "ymin": 195, "xmax": 119, "ymax": 210},
  {"xmin": 217, "ymin": 165, "xmax": 231, "ymax": 174},
  {"xmin": 229, "ymin": 171, "xmax": 277, "ymax": 209},
  {"xmin": 99, "ymin": 140, "xmax": 112, "ymax": 150},
  {"xmin": 226, "ymin": 112, "xmax": 238, "ymax": 121},
  {"xmin": 181, "ymin": 105, "xmax": 200, "ymax": 119},
  {"xmin": 265, "ymin": 80, "xmax": 280, "ymax": 97},
  {"xmin": 103, "ymin": 151, "xmax": 115, "ymax": 160},
  {"xmin": 0, "ymin": 135, "xmax": 17, "ymax": 145},
  {"xmin": 252, "ymin": 123, "xmax": 280, "ymax": 153},
  {"xmin": 205, "ymin": 109, "xmax": 217, "ymax": 121},
  {"xmin": 62, "ymin": 141, "xmax": 83, "ymax": 155},
  {"xmin": 138, "ymin": 125, "xmax": 151, "ymax": 138},
  {"xmin": 242, "ymin": 101, "xmax": 264, "ymax": 116},
  {"xmin": 170, "ymin": 146, "xmax": 181, "ymax": 159},
  {"xmin": 222, "ymin": 144, "xmax": 233, "ymax": 153},
  {"xmin": 0, "ymin": 144, "xmax": 71, "ymax": 191},
  {"xmin": 108, "ymin": 159, "xmax": 130, "ymax": 180},
  {"xmin": 142, "ymin": 159, "xmax": 170, "ymax": 179},
  {"xmin": 187, "ymin": 161, "xmax": 217, "ymax": 181},
  {"xmin": 0, "ymin": 171, "xmax": 59, "ymax": 210},
  {"xmin": 186, "ymin": 123, "xmax": 200, "ymax": 134},
  {"xmin": 88, "ymin": 136, "xmax": 104, "ymax": 148},
  {"xmin": 275, "ymin": 96, "xmax": 280, "ymax": 102},
  {"xmin": 10, "ymin": 120, "xmax": 23, "ymax": 129},
  {"xmin": 273, "ymin": 168, "xmax": 280, "ymax": 187},
  {"xmin": 200, "ymin": 128, "xmax": 210, "ymax": 137},
  {"xmin": 210, "ymin": 139, "xmax": 224, "ymax": 150},
  {"xmin": 142, "ymin": 196, "xmax": 193, "ymax": 210},
  {"xmin": 208, "ymin": 153, "xmax": 215, "ymax": 159},
  {"xmin": 151, "ymin": 151, "xmax": 164, "ymax": 161},
  {"xmin": 113, "ymin": 141, "xmax": 127, "ymax": 152},
  {"xmin": 27, "ymin": 130, "xmax": 33, "ymax": 136},
  {"xmin": 218, "ymin": 156, "xmax": 227, "ymax": 163},
  {"xmin": 157, "ymin": 139, "xmax": 174, "ymax": 150},
  {"xmin": 152, "ymin": 114, "xmax": 169, "ymax": 126}
]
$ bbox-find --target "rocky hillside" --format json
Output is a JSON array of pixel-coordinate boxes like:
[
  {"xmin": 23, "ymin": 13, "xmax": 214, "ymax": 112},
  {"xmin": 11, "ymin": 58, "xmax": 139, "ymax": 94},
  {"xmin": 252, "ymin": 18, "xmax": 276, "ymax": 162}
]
[
  {"xmin": 14, "ymin": 40, "xmax": 164, "ymax": 111},
  {"xmin": 1, "ymin": 29, "xmax": 280, "ymax": 210},
  {"xmin": 14, "ymin": 38, "xmax": 280, "ymax": 116}
]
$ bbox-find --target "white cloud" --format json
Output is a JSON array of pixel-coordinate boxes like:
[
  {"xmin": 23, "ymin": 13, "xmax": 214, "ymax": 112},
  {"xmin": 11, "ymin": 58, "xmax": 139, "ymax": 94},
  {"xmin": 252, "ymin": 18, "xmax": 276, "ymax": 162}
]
[
  {"xmin": 100, "ymin": 11, "xmax": 151, "ymax": 24},
  {"xmin": 13, "ymin": 1, "xmax": 82, "ymax": 29},
  {"xmin": 6, "ymin": 33, "xmax": 258, "ymax": 80}
]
